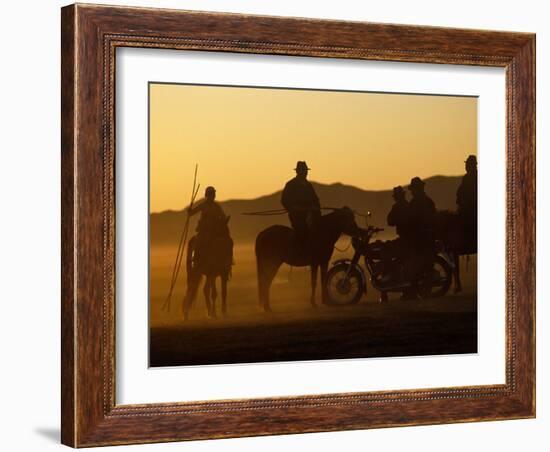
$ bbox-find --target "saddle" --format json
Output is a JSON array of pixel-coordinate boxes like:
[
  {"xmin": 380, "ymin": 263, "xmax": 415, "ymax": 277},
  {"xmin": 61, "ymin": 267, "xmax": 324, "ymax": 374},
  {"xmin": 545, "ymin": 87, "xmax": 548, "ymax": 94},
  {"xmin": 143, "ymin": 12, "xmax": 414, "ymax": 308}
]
[
  {"xmin": 191, "ymin": 216, "xmax": 234, "ymax": 274},
  {"xmin": 192, "ymin": 234, "xmax": 232, "ymax": 270}
]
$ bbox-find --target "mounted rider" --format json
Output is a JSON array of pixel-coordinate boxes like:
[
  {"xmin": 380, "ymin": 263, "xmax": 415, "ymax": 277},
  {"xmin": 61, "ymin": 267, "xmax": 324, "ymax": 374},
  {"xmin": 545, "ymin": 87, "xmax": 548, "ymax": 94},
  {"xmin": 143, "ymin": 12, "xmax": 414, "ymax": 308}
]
[
  {"xmin": 456, "ymin": 154, "xmax": 478, "ymax": 253},
  {"xmin": 281, "ymin": 161, "xmax": 321, "ymax": 248},
  {"xmin": 188, "ymin": 186, "xmax": 232, "ymax": 269}
]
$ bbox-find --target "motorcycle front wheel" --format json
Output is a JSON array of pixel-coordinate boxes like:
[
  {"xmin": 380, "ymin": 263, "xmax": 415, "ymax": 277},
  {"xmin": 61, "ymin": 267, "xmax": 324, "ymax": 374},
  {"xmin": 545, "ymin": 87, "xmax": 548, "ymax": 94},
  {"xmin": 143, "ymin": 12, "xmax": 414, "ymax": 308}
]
[{"xmin": 325, "ymin": 262, "xmax": 365, "ymax": 305}]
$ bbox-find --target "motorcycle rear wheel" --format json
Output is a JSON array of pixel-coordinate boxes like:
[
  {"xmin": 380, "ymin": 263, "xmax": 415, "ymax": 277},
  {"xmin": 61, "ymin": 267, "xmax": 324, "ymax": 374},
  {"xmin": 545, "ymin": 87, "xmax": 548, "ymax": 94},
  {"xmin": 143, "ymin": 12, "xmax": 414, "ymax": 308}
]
[
  {"xmin": 419, "ymin": 255, "xmax": 453, "ymax": 298},
  {"xmin": 325, "ymin": 262, "xmax": 364, "ymax": 305}
]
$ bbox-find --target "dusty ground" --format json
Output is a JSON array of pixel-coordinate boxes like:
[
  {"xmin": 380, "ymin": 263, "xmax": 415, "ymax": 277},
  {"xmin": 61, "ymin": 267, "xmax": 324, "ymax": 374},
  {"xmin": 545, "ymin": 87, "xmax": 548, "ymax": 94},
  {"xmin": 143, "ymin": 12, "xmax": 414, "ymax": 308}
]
[{"xmin": 150, "ymin": 241, "xmax": 477, "ymax": 367}]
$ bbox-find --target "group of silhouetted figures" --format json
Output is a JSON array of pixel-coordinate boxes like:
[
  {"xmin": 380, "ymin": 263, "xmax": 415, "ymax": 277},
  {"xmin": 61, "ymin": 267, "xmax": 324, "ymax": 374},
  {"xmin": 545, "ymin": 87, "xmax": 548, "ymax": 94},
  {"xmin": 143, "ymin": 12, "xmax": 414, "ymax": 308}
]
[
  {"xmin": 182, "ymin": 156, "xmax": 477, "ymax": 317},
  {"xmin": 381, "ymin": 155, "xmax": 477, "ymax": 295}
]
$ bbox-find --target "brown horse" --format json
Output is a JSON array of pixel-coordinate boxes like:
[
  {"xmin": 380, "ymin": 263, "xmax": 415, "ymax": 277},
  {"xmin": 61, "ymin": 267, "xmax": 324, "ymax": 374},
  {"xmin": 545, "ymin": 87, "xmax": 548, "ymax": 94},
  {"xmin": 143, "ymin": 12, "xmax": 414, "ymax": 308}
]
[
  {"xmin": 255, "ymin": 207, "xmax": 359, "ymax": 312},
  {"xmin": 183, "ymin": 219, "xmax": 233, "ymax": 320},
  {"xmin": 433, "ymin": 210, "xmax": 477, "ymax": 293}
]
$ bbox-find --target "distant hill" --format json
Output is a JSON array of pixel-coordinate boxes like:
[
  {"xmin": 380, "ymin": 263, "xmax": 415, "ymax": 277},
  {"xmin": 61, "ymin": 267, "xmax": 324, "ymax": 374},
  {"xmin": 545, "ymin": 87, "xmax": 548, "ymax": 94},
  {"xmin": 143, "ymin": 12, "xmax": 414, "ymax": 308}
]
[{"xmin": 150, "ymin": 175, "xmax": 462, "ymax": 245}]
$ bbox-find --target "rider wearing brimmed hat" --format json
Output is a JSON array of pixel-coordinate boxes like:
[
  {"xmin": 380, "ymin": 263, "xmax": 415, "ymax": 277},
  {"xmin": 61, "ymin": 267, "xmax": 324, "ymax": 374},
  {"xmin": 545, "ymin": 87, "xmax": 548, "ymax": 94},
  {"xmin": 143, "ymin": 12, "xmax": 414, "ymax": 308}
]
[
  {"xmin": 456, "ymin": 155, "xmax": 478, "ymax": 253},
  {"xmin": 281, "ymin": 161, "xmax": 321, "ymax": 247}
]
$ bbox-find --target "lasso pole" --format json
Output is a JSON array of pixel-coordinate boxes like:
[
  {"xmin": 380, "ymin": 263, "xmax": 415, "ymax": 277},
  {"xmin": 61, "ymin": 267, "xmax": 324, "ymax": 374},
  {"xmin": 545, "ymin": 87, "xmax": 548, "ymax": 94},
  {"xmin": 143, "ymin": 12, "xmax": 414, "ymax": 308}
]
[{"xmin": 162, "ymin": 164, "xmax": 200, "ymax": 311}]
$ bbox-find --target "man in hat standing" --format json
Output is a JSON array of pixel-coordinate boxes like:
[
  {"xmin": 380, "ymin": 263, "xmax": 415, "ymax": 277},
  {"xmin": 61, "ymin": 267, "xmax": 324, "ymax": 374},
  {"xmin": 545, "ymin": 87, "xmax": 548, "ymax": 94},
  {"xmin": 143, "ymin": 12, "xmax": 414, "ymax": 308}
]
[
  {"xmin": 456, "ymin": 155, "xmax": 478, "ymax": 253},
  {"xmin": 380, "ymin": 186, "xmax": 412, "ymax": 285},
  {"xmin": 281, "ymin": 161, "xmax": 321, "ymax": 248},
  {"xmin": 387, "ymin": 186, "xmax": 411, "ymax": 241},
  {"xmin": 408, "ymin": 176, "xmax": 436, "ymax": 294}
]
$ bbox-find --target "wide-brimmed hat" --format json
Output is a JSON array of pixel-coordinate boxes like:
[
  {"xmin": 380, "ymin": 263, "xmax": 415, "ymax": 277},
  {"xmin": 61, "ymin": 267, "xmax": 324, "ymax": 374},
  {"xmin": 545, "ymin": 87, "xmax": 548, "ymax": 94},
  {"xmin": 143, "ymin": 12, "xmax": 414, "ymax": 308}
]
[
  {"xmin": 393, "ymin": 186, "xmax": 405, "ymax": 197},
  {"xmin": 294, "ymin": 161, "xmax": 311, "ymax": 171},
  {"xmin": 465, "ymin": 155, "xmax": 477, "ymax": 165},
  {"xmin": 408, "ymin": 177, "xmax": 425, "ymax": 190}
]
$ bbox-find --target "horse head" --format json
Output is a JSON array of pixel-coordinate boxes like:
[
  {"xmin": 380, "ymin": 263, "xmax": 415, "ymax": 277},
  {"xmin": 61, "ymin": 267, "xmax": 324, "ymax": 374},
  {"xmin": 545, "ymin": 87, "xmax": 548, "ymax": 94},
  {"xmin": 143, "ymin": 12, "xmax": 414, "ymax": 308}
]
[{"xmin": 332, "ymin": 206, "xmax": 360, "ymax": 236}]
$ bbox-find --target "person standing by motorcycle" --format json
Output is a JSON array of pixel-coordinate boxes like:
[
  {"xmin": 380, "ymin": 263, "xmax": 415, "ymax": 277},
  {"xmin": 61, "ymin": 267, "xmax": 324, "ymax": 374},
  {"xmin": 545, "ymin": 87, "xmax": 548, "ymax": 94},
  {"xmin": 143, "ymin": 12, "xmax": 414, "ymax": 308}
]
[
  {"xmin": 408, "ymin": 177, "xmax": 436, "ymax": 295},
  {"xmin": 387, "ymin": 186, "xmax": 411, "ymax": 240},
  {"xmin": 456, "ymin": 154, "xmax": 478, "ymax": 253},
  {"xmin": 281, "ymin": 161, "xmax": 321, "ymax": 249},
  {"xmin": 382, "ymin": 186, "xmax": 412, "ymax": 283}
]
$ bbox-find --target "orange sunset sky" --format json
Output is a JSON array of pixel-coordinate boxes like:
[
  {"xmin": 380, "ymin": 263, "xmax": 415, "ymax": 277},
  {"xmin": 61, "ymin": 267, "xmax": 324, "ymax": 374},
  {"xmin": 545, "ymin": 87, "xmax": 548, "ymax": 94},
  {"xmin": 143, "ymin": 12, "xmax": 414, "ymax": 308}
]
[{"xmin": 149, "ymin": 83, "xmax": 477, "ymax": 213}]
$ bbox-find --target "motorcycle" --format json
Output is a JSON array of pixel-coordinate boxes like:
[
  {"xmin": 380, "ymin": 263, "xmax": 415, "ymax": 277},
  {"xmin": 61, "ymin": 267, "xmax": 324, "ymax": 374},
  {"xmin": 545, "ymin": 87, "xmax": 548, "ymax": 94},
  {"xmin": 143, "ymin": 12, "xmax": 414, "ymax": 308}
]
[{"xmin": 325, "ymin": 226, "xmax": 453, "ymax": 305}]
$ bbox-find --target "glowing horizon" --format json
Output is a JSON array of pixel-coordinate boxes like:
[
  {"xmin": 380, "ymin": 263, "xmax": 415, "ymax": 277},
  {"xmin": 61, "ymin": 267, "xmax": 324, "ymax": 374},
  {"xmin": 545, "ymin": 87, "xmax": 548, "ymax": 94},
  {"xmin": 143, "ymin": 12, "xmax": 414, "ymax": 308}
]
[{"xmin": 150, "ymin": 83, "xmax": 477, "ymax": 213}]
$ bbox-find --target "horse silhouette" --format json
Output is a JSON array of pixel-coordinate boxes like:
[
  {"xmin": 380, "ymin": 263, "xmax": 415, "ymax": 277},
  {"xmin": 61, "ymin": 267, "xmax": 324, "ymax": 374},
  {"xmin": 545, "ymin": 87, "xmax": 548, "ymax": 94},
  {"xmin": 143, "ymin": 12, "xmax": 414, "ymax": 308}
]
[
  {"xmin": 434, "ymin": 210, "xmax": 477, "ymax": 292},
  {"xmin": 183, "ymin": 218, "xmax": 233, "ymax": 319},
  {"xmin": 255, "ymin": 207, "xmax": 359, "ymax": 312}
]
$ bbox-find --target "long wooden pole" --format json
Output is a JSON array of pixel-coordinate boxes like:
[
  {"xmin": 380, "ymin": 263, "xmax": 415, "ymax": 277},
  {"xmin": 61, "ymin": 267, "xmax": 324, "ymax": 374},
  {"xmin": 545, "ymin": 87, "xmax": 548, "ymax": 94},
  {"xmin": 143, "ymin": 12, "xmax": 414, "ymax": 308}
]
[{"xmin": 162, "ymin": 164, "xmax": 199, "ymax": 311}]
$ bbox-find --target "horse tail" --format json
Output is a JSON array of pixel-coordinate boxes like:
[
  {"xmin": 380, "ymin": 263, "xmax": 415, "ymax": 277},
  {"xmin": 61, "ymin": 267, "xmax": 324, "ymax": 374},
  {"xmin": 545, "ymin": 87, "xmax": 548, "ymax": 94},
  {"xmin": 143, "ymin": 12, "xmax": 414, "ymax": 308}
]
[
  {"xmin": 255, "ymin": 230, "xmax": 274, "ymax": 309},
  {"xmin": 255, "ymin": 232, "xmax": 265, "ymax": 307},
  {"xmin": 254, "ymin": 226, "xmax": 288, "ymax": 312},
  {"xmin": 186, "ymin": 236, "xmax": 195, "ymax": 284},
  {"xmin": 185, "ymin": 236, "xmax": 201, "ymax": 308}
]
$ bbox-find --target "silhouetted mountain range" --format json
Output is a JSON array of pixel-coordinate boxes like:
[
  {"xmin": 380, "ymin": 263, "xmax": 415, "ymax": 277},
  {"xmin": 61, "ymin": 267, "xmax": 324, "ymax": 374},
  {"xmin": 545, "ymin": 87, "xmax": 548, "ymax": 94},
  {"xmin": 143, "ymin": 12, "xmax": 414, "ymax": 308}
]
[{"xmin": 150, "ymin": 175, "xmax": 462, "ymax": 245}]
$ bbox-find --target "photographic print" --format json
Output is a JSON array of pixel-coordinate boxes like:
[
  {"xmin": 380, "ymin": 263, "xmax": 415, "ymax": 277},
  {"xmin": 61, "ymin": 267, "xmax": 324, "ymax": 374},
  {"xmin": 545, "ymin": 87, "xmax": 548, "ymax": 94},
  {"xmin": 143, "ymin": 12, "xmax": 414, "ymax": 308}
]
[
  {"xmin": 61, "ymin": 6, "xmax": 535, "ymax": 444},
  {"xmin": 148, "ymin": 82, "xmax": 478, "ymax": 367}
]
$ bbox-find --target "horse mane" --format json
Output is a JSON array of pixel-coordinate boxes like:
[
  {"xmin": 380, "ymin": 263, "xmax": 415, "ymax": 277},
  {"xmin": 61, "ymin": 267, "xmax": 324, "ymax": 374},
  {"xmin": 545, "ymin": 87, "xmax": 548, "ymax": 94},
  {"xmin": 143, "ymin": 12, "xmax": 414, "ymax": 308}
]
[
  {"xmin": 318, "ymin": 206, "xmax": 353, "ymax": 224},
  {"xmin": 320, "ymin": 206, "xmax": 353, "ymax": 218}
]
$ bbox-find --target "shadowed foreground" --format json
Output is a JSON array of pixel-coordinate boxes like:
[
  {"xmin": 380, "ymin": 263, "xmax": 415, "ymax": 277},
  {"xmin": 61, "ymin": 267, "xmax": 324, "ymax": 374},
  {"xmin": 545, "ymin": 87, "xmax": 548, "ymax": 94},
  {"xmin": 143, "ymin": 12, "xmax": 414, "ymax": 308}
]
[{"xmin": 150, "ymin": 295, "xmax": 477, "ymax": 367}]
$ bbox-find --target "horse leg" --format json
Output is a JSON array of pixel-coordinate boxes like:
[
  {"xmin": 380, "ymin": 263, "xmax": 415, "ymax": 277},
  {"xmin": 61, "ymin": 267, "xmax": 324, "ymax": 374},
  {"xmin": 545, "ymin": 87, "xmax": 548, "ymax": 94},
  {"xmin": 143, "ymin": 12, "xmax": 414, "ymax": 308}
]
[
  {"xmin": 183, "ymin": 273, "xmax": 200, "ymax": 321},
  {"xmin": 203, "ymin": 278, "xmax": 212, "ymax": 318},
  {"xmin": 210, "ymin": 277, "xmax": 218, "ymax": 319},
  {"xmin": 182, "ymin": 291, "xmax": 191, "ymax": 321},
  {"xmin": 454, "ymin": 254, "xmax": 462, "ymax": 293},
  {"xmin": 310, "ymin": 264, "xmax": 318, "ymax": 308},
  {"xmin": 221, "ymin": 274, "xmax": 228, "ymax": 317},
  {"xmin": 257, "ymin": 259, "xmax": 281, "ymax": 313},
  {"xmin": 189, "ymin": 273, "xmax": 202, "ymax": 309}
]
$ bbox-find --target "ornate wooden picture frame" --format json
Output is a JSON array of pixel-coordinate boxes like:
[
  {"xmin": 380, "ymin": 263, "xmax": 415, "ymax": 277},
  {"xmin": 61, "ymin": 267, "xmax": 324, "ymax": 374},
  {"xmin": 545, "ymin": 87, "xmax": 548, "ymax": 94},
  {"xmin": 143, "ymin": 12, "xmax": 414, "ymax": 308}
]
[{"xmin": 61, "ymin": 3, "xmax": 535, "ymax": 447}]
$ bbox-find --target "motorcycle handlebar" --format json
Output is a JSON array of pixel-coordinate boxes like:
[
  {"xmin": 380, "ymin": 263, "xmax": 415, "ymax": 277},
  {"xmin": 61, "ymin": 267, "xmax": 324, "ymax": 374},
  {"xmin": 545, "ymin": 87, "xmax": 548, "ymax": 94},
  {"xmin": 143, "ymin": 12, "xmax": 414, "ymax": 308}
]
[
  {"xmin": 367, "ymin": 226, "xmax": 384, "ymax": 233},
  {"xmin": 356, "ymin": 226, "xmax": 384, "ymax": 238}
]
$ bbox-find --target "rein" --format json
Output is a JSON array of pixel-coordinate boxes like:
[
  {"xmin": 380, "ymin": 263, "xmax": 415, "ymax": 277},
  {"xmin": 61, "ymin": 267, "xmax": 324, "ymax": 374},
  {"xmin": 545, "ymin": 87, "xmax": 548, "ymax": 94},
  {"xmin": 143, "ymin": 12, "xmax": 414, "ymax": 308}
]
[{"xmin": 242, "ymin": 206, "xmax": 370, "ymax": 218}]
